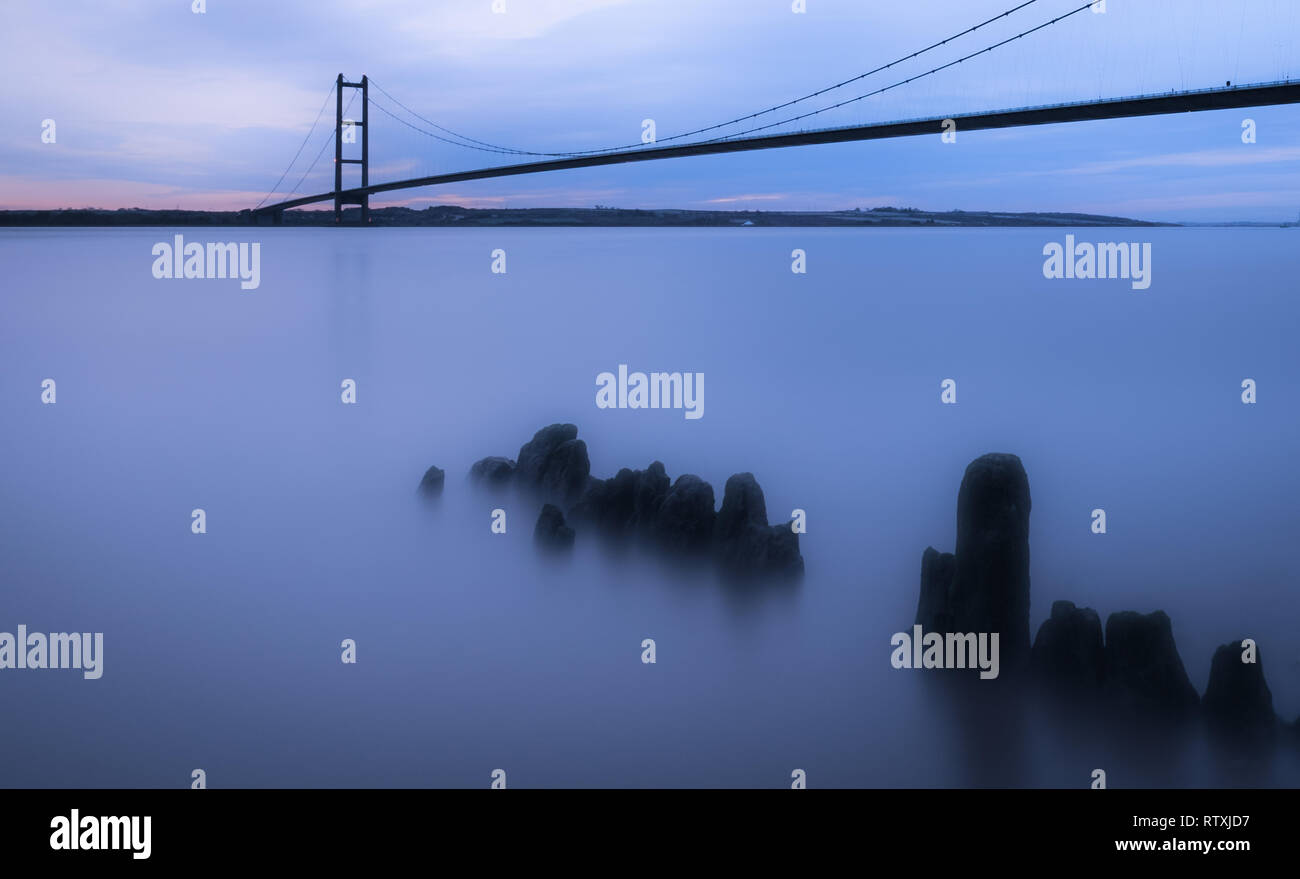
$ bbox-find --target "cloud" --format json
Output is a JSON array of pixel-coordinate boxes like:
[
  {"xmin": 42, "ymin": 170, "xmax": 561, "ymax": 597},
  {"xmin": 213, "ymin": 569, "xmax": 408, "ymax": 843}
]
[
  {"xmin": 1081, "ymin": 189, "xmax": 1300, "ymax": 214},
  {"xmin": 1030, "ymin": 147, "xmax": 1300, "ymax": 177},
  {"xmin": 703, "ymin": 194, "xmax": 790, "ymax": 204},
  {"xmin": 370, "ymin": 186, "xmax": 630, "ymax": 209},
  {"xmin": 699, "ymin": 192, "xmax": 906, "ymax": 210},
  {"xmin": 367, "ymin": 159, "xmax": 420, "ymax": 177},
  {"xmin": 385, "ymin": 0, "xmax": 640, "ymax": 46}
]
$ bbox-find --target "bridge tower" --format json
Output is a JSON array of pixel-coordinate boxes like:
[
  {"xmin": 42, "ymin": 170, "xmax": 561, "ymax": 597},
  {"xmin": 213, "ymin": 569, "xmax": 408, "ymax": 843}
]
[{"xmin": 334, "ymin": 73, "xmax": 369, "ymax": 224}]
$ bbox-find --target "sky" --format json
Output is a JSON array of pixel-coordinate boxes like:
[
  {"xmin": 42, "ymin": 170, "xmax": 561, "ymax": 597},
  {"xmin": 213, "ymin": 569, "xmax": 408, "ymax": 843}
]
[{"xmin": 3, "ymin": 0, "xmax": 1299, "ymax": 221}]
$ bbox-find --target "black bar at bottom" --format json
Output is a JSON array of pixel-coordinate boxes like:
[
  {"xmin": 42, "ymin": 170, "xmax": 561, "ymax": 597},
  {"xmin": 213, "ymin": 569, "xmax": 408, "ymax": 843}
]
[{"xmin": 0, "ymin": 788, "xmax": 1283, "ymax": 865}]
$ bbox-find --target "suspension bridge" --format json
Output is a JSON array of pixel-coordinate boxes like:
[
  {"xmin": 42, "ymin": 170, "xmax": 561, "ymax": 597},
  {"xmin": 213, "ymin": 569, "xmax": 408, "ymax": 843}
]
[{"xmin": 246, "ymin": 1, "xmax": 1300, "ymax": 225}]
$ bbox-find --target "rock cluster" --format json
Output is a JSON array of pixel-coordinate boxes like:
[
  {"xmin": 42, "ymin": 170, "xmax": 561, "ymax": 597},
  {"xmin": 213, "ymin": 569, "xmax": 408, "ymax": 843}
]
[
  {"xmin": 917, "ymin": 452, "xmax": 1291, "ymax": 756},
  {"xmin": 464, "ymin": 423, "xmax": 803, "ymax": 579}
]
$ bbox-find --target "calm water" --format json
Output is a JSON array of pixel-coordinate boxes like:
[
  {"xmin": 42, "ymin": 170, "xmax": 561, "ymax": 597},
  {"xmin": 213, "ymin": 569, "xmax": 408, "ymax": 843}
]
[{"xmin": 1, "ymin": 226, "xmax": 1297, "ymax": 787}]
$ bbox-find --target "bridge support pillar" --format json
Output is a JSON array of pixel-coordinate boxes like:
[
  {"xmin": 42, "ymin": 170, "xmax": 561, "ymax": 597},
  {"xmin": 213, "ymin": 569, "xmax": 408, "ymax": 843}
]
[
  {"xmin": 334, "ymin": 74, "xmax": 343, "ymax": 223},
  {"xmin": 334, "ymin": 73, "xmax": 370, "ymax": 225}
]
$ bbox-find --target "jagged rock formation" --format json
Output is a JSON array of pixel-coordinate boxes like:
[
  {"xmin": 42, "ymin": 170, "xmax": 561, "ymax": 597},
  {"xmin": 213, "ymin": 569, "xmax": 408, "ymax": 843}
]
[
  {"xmin": 418, "ymin": 465, "xmax": 445, "ymax": 497},
  {"xmin": 460, "ymin": 424, "xmax": 803, "ymax": 579},
  {"xmin": 1203, "ymin": 640, "xmax": 1277, "ymax": 751},
  {"xmin": 515, "ymin": 424, "xmax": 591, "ymax": 505},
  {"xmin": 915, "ymin": 548, "xmax": 955, "ymax": 632},
  {"xmin": 915, "ymin": 453, "xmax": 1297, "ymax": 759},
  {"xmin": 1103, "ymin": 610, "xmax": 1200, "ymax": 726},
  {"xmin": 654, "ymin": 474, "xmax": 716, "ymax": 555},
  {"xmin": 571, "ymin": 462, "xmax": 670, "ymax": 540},
  {"xmin": 1029, "ymin": 600, "xmax": 1104, "ymax": 700},
  {"xmin": 950, "ymin": 454, "xmax": 1032, "ymax": 670},
  {"xmin": 912, "ymin": 453, "xmax": 1031, "ymax": 672},
  {"xmin": 533, "ymin": 504, "xmax": 575, "ymax": 551},
  {"xmin": 715, "ymin": 473, "xmax": 803, "ymax": 578}
]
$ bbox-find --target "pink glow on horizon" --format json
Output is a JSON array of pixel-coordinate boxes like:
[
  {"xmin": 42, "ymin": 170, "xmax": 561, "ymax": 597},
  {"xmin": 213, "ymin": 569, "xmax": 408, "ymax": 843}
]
[
  {"xmin": 0, "ymin": 176, "xmax": 614, "ymax": 212},
  {"xmin": 0, "ymin": 176, "xmax": 275, "ymax": 212},
  {"xmin": 0, "ymin": 178, "xmax": 670, "ymax": 213}
]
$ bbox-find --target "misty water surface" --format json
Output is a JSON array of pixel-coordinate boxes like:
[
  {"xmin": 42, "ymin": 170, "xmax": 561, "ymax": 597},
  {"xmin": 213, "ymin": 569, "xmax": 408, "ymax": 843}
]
[{"xmin": 1, "ymin": 226, "xmax": 1297, "ymax": 787}]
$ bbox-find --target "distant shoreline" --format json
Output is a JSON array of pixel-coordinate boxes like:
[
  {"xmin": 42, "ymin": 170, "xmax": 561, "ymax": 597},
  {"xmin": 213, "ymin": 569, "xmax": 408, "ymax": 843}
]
[
  {"xmin": 3, "ymin": 205, "xmax": 1296, "ymax": 228},
  {"xmin": 0, "ymin": 205, "xmax": 1196, "ymax": 228}
]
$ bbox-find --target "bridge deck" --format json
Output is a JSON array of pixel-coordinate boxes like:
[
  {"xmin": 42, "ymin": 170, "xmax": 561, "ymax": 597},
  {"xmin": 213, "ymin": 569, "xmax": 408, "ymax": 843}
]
[{"xmin": 252, "ymin": 80, "xmax": 1300, "ymax": 215}]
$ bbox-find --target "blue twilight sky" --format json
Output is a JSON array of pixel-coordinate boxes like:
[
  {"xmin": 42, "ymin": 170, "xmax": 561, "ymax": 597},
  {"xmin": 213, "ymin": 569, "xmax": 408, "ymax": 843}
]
[{"xmin": 3, "ymin": 0, "xmax": 1299, "ymax": 221}]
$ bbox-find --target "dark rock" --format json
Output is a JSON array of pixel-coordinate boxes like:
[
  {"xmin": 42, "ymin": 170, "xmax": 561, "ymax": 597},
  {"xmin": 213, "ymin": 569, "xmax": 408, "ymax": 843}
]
[
  {"xmin": 467, "ymin": 426, "xmax": 804, "ymax": 580},
  {"xmin": 908, "ymin": 452, "xmax": 1297, "ymax": 752},
  {"xmin": 949, "ymin": 453, "xmax": 1032, "ymax": 672},
  {"xmin": 570, "ymin": 462, "xmax": 669, "ymax": 539},
  {"xmin": 915, "ymin": 547, "xmax": 955, "ymax": 632},
  {"xmin": 505, "ymin": 424, "xmax": 591, "ymax": 505},
  {"xmin": 716, "ymin": 472, "xmax": 767, "ymax": 542},
  {"xmin": 1030, "ymin": 600, "xmax": 1104, "ymax": 698},
  {"xmin": 418, "ymin": 465, "xmax": 445, "ymax": 497},
  {"xmin": 516, "ymin": 423, "xmax": 578, "ymax": 486},
  {"xmin": 469, "ymin": 456, "xmax": 516, "ymax": 489},
  {"xmin": 716, "ymin": 473, "xmax": 804, "ymax": 579},
  {"xmin": 653, "ymin": 474, "xmax": 716, "ymax": 554},
  {"xmin": 1203, "ymin": 640, "xmax": 1277, "ymax": 752},
  {"xmin": 533, "ymin": 504, "xmax": 575, "ymax": 551},
  {"xmin": 569, "ymin": 476, "xmax": 613, "ymax": 524},
  {"xmin": 757, "ymin": 523, "xmax": 805, "ymax": 578},
  {"xmin": 631, "ymin": 462, "xmax": 671, "ymax": 532},
  {"xmin": 1103, "ymin": 610, "xmax": 1199, "ymax": 726},
  {"xmin": 539, "ymin": 438, "xmax": 590, "ymax": 505}
]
